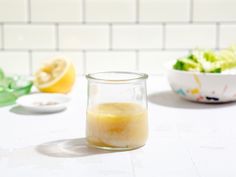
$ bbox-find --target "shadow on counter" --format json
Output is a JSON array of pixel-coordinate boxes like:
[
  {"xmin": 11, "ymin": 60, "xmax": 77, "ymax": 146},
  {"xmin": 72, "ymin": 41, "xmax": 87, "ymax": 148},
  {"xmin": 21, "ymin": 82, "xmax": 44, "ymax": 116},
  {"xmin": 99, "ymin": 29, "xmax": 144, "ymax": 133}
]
[
  {"xmin": 148, "ymin": 91, "xmax": 236, "ymax": 109},
  {"xmin": 36, "ymin": 138, "xmax": 112, "ymax": 158}
]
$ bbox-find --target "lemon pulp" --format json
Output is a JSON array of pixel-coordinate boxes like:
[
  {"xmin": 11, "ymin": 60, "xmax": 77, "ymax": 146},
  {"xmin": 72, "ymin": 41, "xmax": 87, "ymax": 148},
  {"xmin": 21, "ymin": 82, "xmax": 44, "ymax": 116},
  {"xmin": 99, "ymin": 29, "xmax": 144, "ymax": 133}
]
[
  {"xmin": 34, "ymin": 58, "xmax": 76, "ymax": 93},
  {"xmin": 86, "ymin": 102, "xmax": 148, "ymax": 150}
]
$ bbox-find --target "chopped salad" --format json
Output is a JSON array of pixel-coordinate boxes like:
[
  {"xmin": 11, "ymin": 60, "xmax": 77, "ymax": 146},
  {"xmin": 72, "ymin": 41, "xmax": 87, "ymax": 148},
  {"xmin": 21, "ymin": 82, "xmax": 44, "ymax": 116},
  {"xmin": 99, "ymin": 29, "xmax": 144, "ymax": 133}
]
[{"xmin": 173, "ymin": 45, "xmax": 236, "ymax": 73}]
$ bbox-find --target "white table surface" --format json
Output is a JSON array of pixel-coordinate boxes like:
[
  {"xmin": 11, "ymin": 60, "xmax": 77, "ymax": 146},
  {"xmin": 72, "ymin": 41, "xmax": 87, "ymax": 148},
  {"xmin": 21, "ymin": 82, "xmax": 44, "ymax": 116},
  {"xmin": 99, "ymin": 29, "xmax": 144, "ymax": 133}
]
[{"xmin": 1, "ymin": 76, "xmax": 236, "ymax": 177}]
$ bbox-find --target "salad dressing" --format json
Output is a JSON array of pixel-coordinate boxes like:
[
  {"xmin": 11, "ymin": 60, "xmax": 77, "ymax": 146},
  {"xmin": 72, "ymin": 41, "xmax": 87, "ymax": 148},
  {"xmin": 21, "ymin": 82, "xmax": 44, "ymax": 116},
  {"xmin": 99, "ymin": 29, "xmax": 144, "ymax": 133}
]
[{"xmin": 86, "ymin": 102, "xmax": 148, "ymax": 149}]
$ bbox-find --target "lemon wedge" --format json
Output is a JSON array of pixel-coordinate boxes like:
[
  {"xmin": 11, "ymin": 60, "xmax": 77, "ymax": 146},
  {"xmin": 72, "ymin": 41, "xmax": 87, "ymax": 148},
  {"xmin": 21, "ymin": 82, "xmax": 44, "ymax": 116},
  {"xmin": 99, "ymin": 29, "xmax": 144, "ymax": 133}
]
[{"xmin": 34, "ymin": 58, "xmax": 76, "ymax": 93}]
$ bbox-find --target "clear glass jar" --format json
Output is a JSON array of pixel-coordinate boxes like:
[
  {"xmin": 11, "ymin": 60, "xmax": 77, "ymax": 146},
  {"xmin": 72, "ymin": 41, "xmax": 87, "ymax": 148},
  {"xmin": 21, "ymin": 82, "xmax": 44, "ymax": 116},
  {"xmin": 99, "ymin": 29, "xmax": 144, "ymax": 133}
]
[{"xmin": 86, "ymin": 71, "xmax": 148, "ymax": 151}]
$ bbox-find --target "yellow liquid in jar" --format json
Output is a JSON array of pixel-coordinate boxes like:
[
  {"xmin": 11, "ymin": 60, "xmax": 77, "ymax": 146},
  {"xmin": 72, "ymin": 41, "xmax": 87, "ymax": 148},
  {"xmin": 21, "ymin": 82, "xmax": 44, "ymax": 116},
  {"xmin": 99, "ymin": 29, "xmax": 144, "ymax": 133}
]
[{"xmin": 86, "ymin": 102, "xmax": 148, "ymax": 150}]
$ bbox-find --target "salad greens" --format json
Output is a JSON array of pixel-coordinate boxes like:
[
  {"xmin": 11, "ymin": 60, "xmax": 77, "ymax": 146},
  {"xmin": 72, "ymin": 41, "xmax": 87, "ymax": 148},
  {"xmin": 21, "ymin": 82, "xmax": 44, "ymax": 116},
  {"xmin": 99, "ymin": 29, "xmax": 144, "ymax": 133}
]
[{"xmin": 173, "ymin": 46, "xmax": 236, "ymax": 73}]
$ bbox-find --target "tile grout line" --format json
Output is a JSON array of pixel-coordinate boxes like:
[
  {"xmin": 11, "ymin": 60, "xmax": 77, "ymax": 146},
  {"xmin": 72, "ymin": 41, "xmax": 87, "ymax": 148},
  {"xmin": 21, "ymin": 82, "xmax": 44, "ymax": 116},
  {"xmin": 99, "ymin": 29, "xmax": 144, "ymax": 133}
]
[
  {"xmin": 216, "ymin": 22, "xmax": 220, "ymax": 50},
  {"xmin": 190, "ymin": 0, "xmax": 194, "ymax": 23},
  {"xmin": 0, "ymin": 48, "xmax": 196, "ymax": 52},
  {"xmin": 1, "ymin": 21, "xmax": 236, "ymax": 25}
]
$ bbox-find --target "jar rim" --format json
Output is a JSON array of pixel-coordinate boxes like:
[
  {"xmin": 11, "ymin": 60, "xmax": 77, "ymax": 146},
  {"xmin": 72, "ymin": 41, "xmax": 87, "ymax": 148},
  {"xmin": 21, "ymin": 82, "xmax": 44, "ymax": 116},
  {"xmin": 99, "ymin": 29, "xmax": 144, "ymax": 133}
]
[{"xmin": 86, "ymin": 71, "xmax": 148, "ymax": 83}]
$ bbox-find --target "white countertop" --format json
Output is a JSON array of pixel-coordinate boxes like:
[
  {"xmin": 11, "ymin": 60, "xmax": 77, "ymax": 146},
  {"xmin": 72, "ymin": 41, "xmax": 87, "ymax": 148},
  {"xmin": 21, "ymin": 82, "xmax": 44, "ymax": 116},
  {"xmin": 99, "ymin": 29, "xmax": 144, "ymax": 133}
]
[{"xmin": 1, "ymin": 76, "xmax": 236, "ymax": 177}]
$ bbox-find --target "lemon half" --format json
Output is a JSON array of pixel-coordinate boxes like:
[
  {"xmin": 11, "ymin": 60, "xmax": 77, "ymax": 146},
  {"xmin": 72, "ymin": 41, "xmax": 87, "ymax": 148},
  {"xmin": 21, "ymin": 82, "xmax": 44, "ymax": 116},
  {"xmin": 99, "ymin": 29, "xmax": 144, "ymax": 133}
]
[{"xmin": 34, "ymin": 58, "xmax": 76, "ymax": 93}]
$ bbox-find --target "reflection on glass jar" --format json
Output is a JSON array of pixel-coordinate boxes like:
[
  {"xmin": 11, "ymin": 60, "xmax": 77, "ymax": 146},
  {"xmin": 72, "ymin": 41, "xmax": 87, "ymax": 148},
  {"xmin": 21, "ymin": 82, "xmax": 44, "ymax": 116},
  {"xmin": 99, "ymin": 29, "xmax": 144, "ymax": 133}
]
[{"xmin": 86, "ymin": 71, "xmax": 148, "ymax": 151}]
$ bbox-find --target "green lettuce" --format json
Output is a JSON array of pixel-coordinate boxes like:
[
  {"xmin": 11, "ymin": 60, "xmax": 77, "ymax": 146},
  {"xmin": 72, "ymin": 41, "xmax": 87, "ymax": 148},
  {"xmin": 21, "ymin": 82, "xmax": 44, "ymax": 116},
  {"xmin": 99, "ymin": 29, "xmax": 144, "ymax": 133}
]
[{"xmin": 173, "ymin": 45, "xmax": 236, "ymax": 73}]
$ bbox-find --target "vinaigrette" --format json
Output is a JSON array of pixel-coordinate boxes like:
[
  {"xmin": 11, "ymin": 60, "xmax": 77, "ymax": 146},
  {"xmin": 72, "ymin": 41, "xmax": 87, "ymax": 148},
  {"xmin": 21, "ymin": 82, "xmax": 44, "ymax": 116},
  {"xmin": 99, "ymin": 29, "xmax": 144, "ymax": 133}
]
[{"xmin": 86, "ymin": 102, "xmax": 148, "ymax": 150}]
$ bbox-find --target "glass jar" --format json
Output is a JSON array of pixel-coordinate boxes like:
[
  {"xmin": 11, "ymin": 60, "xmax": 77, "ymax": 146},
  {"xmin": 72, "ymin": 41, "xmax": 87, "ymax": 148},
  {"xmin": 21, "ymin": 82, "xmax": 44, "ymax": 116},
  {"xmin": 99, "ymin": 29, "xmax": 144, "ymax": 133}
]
[{"xmin": 86, "ymin": 71, "xmax": 148, "ymax": 150}]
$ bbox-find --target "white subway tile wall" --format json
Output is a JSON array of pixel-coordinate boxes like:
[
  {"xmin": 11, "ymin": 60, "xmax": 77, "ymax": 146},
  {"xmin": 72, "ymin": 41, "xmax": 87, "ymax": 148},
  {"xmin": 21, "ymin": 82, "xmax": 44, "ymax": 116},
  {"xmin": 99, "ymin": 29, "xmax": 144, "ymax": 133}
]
[
  {"xmin": 0, "ymin": 0, "xmax": 235, "ymax": 75},
  {"xmin": 4, "ymin": 25, "xmax": 56, "ymax": 50},
  {"xmin": 165, "ymin": 24, "xmax": 216, "ymax": 49},
  {"xmin": 86, "ymin": 0, "xmax": 136, "ymax": 22},
  {"xmin": 59, "ymin": 25, "xmax": 109, "ymax": 50},
  {"xmin": 31, "ymin": 0, "xmax": 83, "ymax": 22},
  {"xmin": 113, "ymin": 25, "xmax": 163, "ymax": 49},
  {"xmin": 139, "ymin": 0, "xmax": 190, "ymax": 22},
  {"xmin": 86, "ymin": 51, "xmax": 136, "ymax": 73},
  {"xmin": 219, "ymin": 24, "xmax": 236, "ymax": 49},
  {"xmin": 193, "ymin": 0, "xmax": 236, "ymax": 22},
  {"xmin": 0, "ymin": 0, "xmax": 28, "ymax": 22},
  {"xmin": 0, "ymin": 52, "xmax": 29, "ymax": 75}
]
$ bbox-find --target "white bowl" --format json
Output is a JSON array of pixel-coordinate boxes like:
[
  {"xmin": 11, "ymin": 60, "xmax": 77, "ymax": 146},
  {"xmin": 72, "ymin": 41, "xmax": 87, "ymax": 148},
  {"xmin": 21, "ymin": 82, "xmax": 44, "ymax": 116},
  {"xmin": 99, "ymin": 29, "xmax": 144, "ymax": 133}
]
[{"xmin": 167, "ymin": 66, "xmax": 236, "ymax": 103}]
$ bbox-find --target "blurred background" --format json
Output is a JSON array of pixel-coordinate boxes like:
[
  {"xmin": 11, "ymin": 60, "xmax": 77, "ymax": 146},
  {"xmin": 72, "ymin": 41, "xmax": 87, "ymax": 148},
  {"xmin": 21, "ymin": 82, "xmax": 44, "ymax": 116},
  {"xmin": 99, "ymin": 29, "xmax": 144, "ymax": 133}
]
[{"xmin": 0, "ymin": 0, "xmax": 235, "ymax": 76}]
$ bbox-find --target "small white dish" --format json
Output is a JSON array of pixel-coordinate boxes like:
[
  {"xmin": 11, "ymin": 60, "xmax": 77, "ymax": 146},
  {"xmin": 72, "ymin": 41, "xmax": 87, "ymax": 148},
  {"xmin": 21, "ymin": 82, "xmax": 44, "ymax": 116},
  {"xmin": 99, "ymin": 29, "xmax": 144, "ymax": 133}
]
[{"xmin": 16, "ymin": 93, "xmax": 70, "ymax": 113}]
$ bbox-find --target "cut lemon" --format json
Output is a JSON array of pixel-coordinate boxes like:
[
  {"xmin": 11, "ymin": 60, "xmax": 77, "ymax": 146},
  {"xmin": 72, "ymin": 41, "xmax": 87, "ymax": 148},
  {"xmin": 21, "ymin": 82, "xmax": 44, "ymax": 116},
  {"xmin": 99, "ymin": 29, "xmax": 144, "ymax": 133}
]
[{"xmin": 34, "ymin": 58, "xmax": 76, "ymax": 93}]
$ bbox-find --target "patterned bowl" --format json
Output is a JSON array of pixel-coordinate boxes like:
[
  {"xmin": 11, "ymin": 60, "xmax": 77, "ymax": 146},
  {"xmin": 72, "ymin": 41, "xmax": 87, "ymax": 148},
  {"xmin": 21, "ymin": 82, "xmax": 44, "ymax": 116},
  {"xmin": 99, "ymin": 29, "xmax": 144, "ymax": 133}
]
[{"xmin": 167, "ymin": 67, "xmax": 236, "ymax": 103}]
